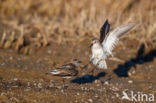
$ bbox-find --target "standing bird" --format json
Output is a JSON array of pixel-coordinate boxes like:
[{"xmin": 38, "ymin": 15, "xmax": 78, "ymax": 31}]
[
  {"xmin": 46, "ymin": 59, "xmax": 82, "ymax": 86},
  {"xmin": 90, "ymin": 19, "xmax": 136, "ymax": 69}
]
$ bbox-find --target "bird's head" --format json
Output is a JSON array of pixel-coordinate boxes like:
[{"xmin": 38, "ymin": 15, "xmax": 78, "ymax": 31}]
[
  {"xmin": 71, "ymin": 59, "xmax": 82, "ymax": 67},
  {"xmin": 90, "ymin": 39, "xmax": 100, "ymax": 48}
]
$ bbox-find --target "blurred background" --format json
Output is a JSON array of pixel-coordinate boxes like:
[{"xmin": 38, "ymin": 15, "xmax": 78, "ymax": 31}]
[
  {"xmin": 0, "ymin": 0, "xmax": 156, "ymax": 103},
  {"xmin": 0, "ymin": 0, "xmax": 155, "ymax": 53}
]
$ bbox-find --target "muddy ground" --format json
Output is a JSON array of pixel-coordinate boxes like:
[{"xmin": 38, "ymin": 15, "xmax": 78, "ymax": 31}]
[{"xmin": 0, "ymin": 37, "xmax": 156, "ymax": 103}]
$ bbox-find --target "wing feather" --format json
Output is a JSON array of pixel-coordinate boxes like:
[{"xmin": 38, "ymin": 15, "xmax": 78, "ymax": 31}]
[
  {"xmin": 100, "ymin": 19, "xmax": 110, "ymax": 43},
  {"xmin": 102, "ymin": 23, "xmax": 136, "ymax": 55}
]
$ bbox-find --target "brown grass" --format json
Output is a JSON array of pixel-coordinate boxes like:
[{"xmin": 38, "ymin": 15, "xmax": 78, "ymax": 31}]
[{"xmin": 0, "ymin": 0, "xmax": 156, "ymax": 54}]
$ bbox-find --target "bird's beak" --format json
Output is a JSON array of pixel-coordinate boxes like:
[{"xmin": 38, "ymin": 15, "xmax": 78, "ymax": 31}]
[{"xmin": 90, "ymin": 43, "xmax": 93, "ymax": 48}]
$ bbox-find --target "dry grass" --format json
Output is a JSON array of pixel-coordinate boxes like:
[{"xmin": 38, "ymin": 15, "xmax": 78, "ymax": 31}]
[{"xmin": 0, "ymin": 0, "xmax": 156, "ymax": 54}]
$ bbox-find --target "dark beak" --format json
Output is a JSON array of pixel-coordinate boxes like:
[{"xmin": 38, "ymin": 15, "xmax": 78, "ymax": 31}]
[{"xmin": 90, "ymin": 43, "xmax": 93, "ymax": 48}]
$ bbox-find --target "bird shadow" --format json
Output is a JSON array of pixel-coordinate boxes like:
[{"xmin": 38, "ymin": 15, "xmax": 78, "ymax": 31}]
[
  {"xmin": 114, "ymin": 43, "xmax": 156, "ymax": 77},
  {"xmin": 70, "ymin": 72, "xmax": 106, "ymax": 84}
]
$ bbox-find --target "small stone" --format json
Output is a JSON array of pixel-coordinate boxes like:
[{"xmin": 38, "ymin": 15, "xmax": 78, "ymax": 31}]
[
  {"xmin": 49, "ymin": 83, "xmax": 54, "ymax": 88},
  {"xmin": 9, "ymin": 56, "xmax": 13, "ymax": 60},
  {"xmin": 76, "ymin": 92, "xmax": 80, "ymax": 96},
  {"xmin": 104, "ymin": 81, "xmax": 109, "ymax": 85},
  {"xmin": 96, "ymin": 84, "xmax": 100, "ymax": 87},
  {"xmin": 128, "ymin": 72, "xmax": 132, "ymax": 76},
  {"xmin": 132, "ymin": 70, "xmax": 136, "ymax": 74},
  {"xmin": 57, "ymin": 86, "xmax": 62, "ymax": 89},
  {"xmin": 47, "ymin": 50, "xmax": 52, "ymax": 54},
  {"xmin": 27, "ymin": 82, "xmax": 30, "ymax": 86},
  {"xmin": 34, "ymin": 83, "xmax": 37, "ymax": 86},
  {"xmin": 115, "ymin": 93, "xmax": 119, "ymax": 97},
  {"xmin": 88, "ymin": 99, "xmax": 93, "ymax": 103},
  {"xmin": 95, "ymin": 94, "xmax": 98, "ymax": 98},
  {"xmin": 61, "ymin": 89, "xmax": 64, "ymax": 93},
  {"xmin": 128, "ymin": 80, "xmax": 133, "ymax": 84},
  {"xmin": 13, "ymin": 78, "xmax": 18, "ymax": 81},
  {"xmin": 94, "ymin": 80, "xmax": 101, "ymax": 84},
  {"xmin": 37, "ymin": 83, "xmax": 42, "ymax": 88}
]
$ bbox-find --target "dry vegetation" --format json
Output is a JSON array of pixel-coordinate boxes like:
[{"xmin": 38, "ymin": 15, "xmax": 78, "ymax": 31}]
[{"xmin": 0, "ymin": 0, "xmax": 156, "ymax": 54}]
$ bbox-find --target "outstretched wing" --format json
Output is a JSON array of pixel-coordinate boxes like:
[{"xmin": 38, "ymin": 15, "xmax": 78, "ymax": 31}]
[
  {"xmin": 100, "ymin": 19, "xmax": 110, "ymax": 43},
  {"xmin": 102, "ymin": 23, "xmax": 136, "ymax": 55}
]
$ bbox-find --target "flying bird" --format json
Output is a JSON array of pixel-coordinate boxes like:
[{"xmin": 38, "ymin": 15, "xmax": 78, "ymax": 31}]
[{"xmin": 90, "ymin": 19, "xmax": 136, "ymax": 69}]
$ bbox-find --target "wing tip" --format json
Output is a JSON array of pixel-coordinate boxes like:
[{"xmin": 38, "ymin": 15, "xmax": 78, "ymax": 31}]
[
  {"xmin": 126, "ymin": 22, "xmax": 137, "ymax": 29},
  {"xmin": 45, "ymin": 69, "xmax": 61, "ymax": 75}
]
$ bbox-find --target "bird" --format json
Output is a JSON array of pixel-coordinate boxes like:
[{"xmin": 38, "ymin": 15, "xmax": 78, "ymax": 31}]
[
  {"xmin": 90, "ymin": 19, "xmax": 136, "ymax": 69},
  {"xmin": 45, "ymin": 59, "xmax": 82, "ymax": 86}
]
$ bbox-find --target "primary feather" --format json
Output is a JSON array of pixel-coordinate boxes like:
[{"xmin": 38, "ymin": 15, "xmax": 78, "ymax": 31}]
[
  {"xmin": 102, "ymin": 23, "xmax": 136, "ymax": 55},
  {"xmin": 100, "ymin": 19, "xmax": 110, "ymax": 43}
]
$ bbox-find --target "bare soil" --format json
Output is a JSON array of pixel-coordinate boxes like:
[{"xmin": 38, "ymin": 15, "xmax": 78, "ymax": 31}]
[
  {"xmin": 0, "ymin": 0, "xmax": 156, "ymax": 102},
  {"xmin": 0, "ymin": 38, "xmax": 156, "ymax": 103}
]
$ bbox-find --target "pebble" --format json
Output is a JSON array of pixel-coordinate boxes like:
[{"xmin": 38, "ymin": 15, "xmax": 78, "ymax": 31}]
[
  {"xmin": 128, "ymin": 72, "xmax": 132, "ymax": 76},
  {"xmin": 128, "ymin": 80, "xmax": 133, "ymax": 84},
  {"xmin": 47, "ymin": 50, "xmax": 52, "ymax": 54},
  {"xmin": 57, "ymin": 86, "xmax": 62, "ymax": 89},
  {"xmin": 13, "ymin": 78, "xmax": 18, "ymax": 81},
  {"xmin": 88, "ymin": 99, "xmax": 93, "ymax": 103},
  {"xmin": 94, "ymin": 80, "xmax": 101, "ymax": 84},
  {"xmin": 27, "ymin": 82, "xmax": 30, "ymax": 87},
  {"xmin": 76, "ymin": 92, "xmax": 80, "ymax": 96},
  {"xmin": 94, "ymin": 94, "xmax": 98, "ymax": 98},
  {"xmin": 37, "ymin": 83, "xmax": 42, "ymax": 88},
  {"xmin": 132, "ymin": 70, "xmax": 136, "ymax": 74},
  {"xmin": 61, "ymin": 89, "xmax": 64, "ymax": 93},
  {"xmin": 34, "ymin": 83, "xmax": 37, "ymax": 86},
  {"xmin": 104, "ymin": 81, "xmax": 109, "ymax": 85},
  {"xmin": 9, "ymin": 56, "xmax": 13, "ymax": 60},
  {"xmin": 49, "ymin": 83, "xmax": 54, "ymax": 88},
  {"xmin": 115, "ymin": 93, "xmax": 119, "ymax": 97}
]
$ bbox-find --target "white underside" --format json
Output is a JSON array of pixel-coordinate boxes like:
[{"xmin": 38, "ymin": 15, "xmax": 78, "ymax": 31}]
[{"xmin": 91, "ymin": 45, "xmax": 107, "ymax": 69}]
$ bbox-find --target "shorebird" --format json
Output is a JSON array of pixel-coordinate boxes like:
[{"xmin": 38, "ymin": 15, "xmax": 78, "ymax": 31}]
[
  {"xmin": 90, "ymin": 19, "xmax": 136, "ymax": 69},
  {"xmin": 46, "ymin": 59, "xmax": 82, "ymax": 86}
]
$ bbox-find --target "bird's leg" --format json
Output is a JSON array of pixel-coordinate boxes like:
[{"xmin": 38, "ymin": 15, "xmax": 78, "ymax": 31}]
[
  {"xmin": 88, "ymin": 58, "xmax": 97, "ymax": 75},
  {"xmin": 81, "ymin": 61, "xmax": 92, "ymax": 69},
  {"xmin": 89, "ymin": 67, "xmax": 95, "ymax": 75},
  {"xmin": 111, "ymin": 53, "xmax": 114, "ymax": 57},
  {"xmin": 81, "ymin": 58, "xmax": 94, "ymax": 70},
  {"xmin": 96, "ymin": 58, "xmax": 102, "ymax": 67}
]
